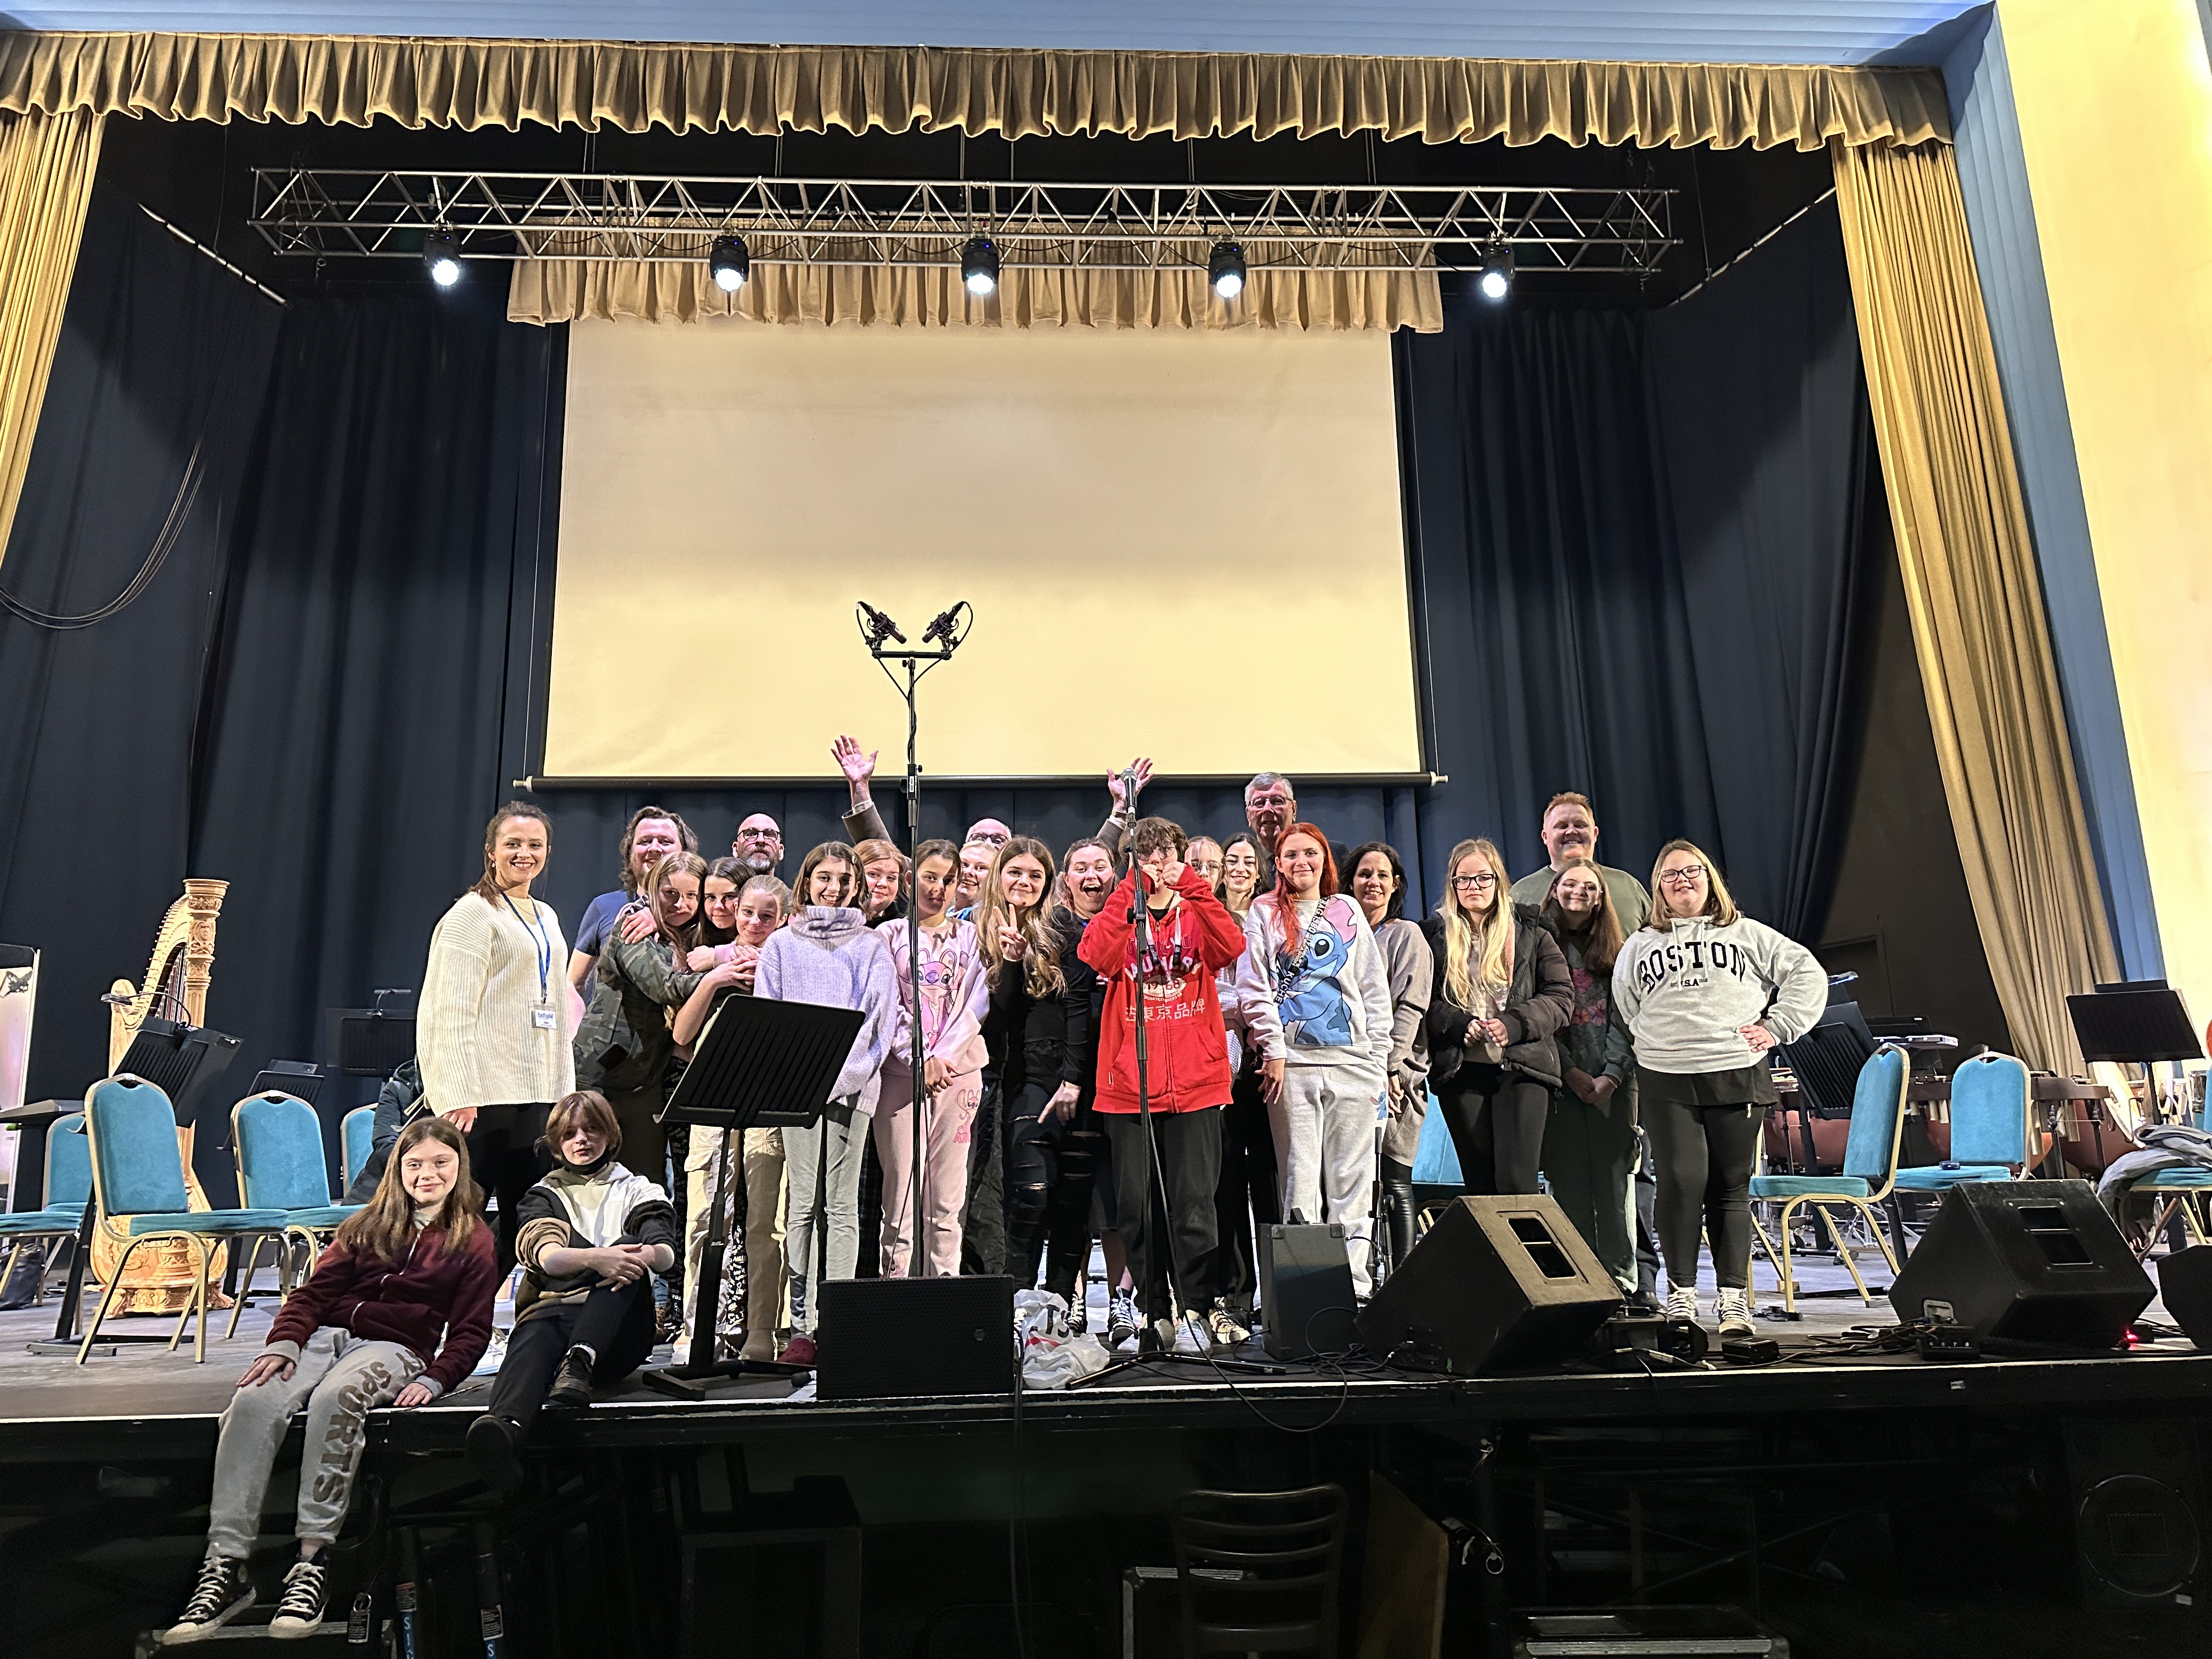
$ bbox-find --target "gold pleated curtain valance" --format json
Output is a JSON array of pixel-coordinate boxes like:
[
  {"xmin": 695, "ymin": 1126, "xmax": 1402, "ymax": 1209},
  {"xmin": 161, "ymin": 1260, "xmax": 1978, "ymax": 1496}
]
[
  {"xmin": 0, "ymin": 33, "xmax": 1948, "ymax": 150},
  {"xmin": 510, "ymin": 238, "xmax": 1444, "ymax": 331}
]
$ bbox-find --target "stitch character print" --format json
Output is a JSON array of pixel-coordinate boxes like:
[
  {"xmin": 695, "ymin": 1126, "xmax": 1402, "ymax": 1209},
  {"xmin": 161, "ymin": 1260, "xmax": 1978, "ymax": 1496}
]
[{"xmin": 1274, "ymin": 895, "xmax": 1362, "ymax": 1048}]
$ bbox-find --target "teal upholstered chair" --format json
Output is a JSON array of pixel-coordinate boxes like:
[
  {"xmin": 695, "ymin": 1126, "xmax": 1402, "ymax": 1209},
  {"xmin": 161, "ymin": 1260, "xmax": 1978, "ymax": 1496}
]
[
  {"xmin": 1750, "ymin": 1045, "xmax": 1909, "ymax": 1311},
  {"xmin": 0, "ymin": 1111, "xmax": 93, "ymax": 1304},
  {"xmin": 232, "ymin": 1092, "xmax": 364, "ymax": 1331},
  {"xmin": 341, "ymin": 1105, "xmax": 376, "ymax": 1197},
  {"xmin": 2124, "ymin": 1091, "xmax": 2212, "ymax": 1253},
  {"xmin": 1892, "ymin": 1051, "xmax": 2030, "ymax": 1195},
  {"xmin": 81, "ymin": 1074, "xmax": 290, "ymax": 1362}
]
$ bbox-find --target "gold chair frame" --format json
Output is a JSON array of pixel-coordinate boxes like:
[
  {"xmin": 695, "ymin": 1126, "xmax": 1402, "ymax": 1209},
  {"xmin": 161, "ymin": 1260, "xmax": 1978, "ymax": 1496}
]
[{"xmin": 1751, "ymin": 1061, "xmax": 1909, "ymax": 1312}]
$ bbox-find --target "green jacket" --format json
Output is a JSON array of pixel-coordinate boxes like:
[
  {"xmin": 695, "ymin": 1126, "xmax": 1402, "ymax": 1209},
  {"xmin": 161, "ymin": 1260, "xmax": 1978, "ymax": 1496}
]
[{"xmin": 572, "ymin": 926, "xmax": 706, "ymax": 1094}]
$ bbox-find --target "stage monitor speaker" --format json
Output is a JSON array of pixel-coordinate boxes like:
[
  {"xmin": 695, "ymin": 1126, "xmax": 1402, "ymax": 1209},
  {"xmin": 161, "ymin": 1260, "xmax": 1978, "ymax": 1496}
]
[
  {"xmin": 816, "ymin": 1275, "xmax": 1014, "ymax": 1401},
  {"xmin": 1355, "ymin": 1195, "xmax": 1622, "ymax": 1375},
  {"xmin": 1257, "ymin": 1222, "xmax": 1357, "ymax": 1359},
  {"xmin": 2064, "ymin": 1420, "xmax": 2207, "ymax": 1607},
  {"xmin": 2158, "ymin": 1245, "xmax": 2212, "ymax": 1352},
  {"xmin": 1887, "ymin": 1180, "xmax": 2152, "ymax": 1347}
]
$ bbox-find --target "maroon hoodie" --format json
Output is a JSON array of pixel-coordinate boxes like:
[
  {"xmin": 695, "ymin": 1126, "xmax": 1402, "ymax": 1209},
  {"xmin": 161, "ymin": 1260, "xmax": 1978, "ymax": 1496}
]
[{"xmin": 263, "ymin": 1222, "xmax": 499, "ymax": 1396}]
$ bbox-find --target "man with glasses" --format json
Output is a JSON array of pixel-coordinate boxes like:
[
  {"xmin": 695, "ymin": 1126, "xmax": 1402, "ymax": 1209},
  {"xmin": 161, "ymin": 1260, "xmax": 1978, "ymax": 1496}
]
[
  {"xmin": 1243, "ymin": 774, "xmax": 1298, "ymax": 849},
  {"xmin": 732, "ymin": 814, "xmax": 785, "ymax": 877},
  {"xmin": 1508, "ymin": 792, "xmax": 1650, "ymax": 928}
]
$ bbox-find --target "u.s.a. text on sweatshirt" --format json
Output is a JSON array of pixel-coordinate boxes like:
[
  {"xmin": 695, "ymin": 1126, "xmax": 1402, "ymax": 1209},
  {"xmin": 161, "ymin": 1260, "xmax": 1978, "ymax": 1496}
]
[{"xmin": 1609, "ymin": 914, "xmax": 1826, "ymax": 1076}]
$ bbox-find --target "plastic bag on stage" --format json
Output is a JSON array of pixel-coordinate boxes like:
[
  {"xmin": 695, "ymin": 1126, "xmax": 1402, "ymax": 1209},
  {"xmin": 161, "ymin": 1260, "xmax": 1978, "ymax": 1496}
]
[{"xmin": 1016, "ymin": 1290, "xmax": 1108, "ymax": 1390}]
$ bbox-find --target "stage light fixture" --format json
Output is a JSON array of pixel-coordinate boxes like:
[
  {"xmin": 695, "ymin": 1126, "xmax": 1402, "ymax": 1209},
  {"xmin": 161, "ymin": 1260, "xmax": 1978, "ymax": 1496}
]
[
  {"xmin": 422, "ymin": 229, "xmax": 462, "ymax": 287},
  {"xmin": 961, "ymin": 235, "xmax": 1000, "ymax": 297},
  {"xmin": 709, "ymin": 234, "xmax": 751, "ymax": 292},
  {"xmin": 1208, "ymin": 240, "xmax": 1247, "ymax": 299},
  {"xmin": 1478, "ymin": 243, "xmax": 1515, "ymax": 301}
]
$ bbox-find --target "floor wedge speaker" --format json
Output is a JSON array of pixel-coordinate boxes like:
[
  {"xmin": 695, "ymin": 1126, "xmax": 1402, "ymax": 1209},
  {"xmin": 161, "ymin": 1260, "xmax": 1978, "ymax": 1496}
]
[
  {"xmin": 1355, "ymin": 1194, "xmax": 1622, "ymax": 1374},
  {"xmin": 817, "ymin": 1274, "xmax": 1014, "ymax": 1400},
  {"xmin": 1257, "ymin": 1222, "xmax": 1357, "ymax": 1359},
  {"xmin": 1887, "ymin": 1180, "xmax": 2152, "ymax": 1348},
  {"xmin": 2158, "ymin": 1244, "xmax": 2212, "ymax": 1351}
]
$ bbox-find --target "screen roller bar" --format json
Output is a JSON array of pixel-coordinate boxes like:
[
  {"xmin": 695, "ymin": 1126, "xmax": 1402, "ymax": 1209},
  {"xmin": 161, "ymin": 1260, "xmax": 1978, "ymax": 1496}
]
[{"xmin": 516, "ymin": 772, "xmax": 1449, "ymax": 791}]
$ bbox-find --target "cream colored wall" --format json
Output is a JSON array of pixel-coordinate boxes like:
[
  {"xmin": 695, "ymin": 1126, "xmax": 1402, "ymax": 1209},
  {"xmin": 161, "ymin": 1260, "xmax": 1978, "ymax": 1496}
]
[{"xmin": 1999, "ymin": 0, "xmax": 2212, "ymax": 1031}]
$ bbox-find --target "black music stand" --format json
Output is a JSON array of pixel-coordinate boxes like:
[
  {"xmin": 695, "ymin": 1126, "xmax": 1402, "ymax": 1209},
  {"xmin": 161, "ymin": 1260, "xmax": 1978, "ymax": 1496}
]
[
  {"xmin": 641, "ymin": 994, "xmax": 865, "ymax": 1400},
  {"xmin": 2067, "ymin": 981, "xmax": 2203, "ymax": 1165}
]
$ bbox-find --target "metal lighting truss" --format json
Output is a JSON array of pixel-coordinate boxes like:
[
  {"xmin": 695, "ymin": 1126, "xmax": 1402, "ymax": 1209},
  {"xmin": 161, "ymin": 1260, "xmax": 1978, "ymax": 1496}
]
[{"xmin": 249, "ymin": 169, "xmax": 1677, "ymax": 275}]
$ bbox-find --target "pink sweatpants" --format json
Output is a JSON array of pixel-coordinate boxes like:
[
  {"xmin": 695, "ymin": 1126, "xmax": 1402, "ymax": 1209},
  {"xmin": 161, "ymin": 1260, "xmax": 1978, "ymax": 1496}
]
[{"xmin": 873, "ymin": 1062, "xmax": 980, "ymax": 1278}]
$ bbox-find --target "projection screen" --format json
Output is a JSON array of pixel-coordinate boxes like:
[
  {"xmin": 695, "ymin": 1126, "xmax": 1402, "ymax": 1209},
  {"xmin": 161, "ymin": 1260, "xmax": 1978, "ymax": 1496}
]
[{"xmin": 543, "ymin": 319, "xmax": 1423, "ymax": 781}]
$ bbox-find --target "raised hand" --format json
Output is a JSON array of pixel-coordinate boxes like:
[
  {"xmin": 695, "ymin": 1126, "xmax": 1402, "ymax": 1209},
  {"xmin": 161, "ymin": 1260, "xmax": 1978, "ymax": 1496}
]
[
  {"xmin": 832, "ymin": 735, "xmax": 878, "ymax": 799},
  {"xmin": 1107, "ymin": 757, "xmax": 1154, "ymax": 814}
]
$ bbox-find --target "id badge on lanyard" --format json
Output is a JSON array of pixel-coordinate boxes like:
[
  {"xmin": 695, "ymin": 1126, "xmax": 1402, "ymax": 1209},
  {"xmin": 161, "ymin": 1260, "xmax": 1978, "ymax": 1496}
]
[{"xmin": 505, "ymin": 894, "xmax": 557, "ymax": 1031}]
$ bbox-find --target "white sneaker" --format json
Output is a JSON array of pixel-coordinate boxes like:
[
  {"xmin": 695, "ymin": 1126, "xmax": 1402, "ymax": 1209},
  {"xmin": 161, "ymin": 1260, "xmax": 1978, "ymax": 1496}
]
[
  {"xmin": 1172, "ymin": 1312, "xmax": 1207, "ymax": 1354},
  {"xmin": 1716, "ymin": 1286, "xmax": 1755, "ymax": 1338},
  {"xmin": 1663, "ymin": 1284, "xmax": 1700, "ymax": 1323}
]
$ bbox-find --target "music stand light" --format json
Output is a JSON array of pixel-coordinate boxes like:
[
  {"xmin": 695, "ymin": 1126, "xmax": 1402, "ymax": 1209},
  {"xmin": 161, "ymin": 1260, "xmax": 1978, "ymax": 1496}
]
[{"xmin": 642, "ymin": 994, "xmax": 865, "ymax": 1399}]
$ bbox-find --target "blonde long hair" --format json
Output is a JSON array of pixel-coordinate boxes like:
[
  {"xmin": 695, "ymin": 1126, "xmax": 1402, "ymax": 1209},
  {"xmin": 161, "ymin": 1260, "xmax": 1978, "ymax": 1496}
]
[
  {"xmin": 1440, "ymin": 838, "xmax": 1515, "ymax": 1011},
  {"xmin": 979, "ymin": 836, "xmax": 1065, "ymax": 998},
  {"xmin": 331, "ymin": 1115, "xmax": 482, "ymax": 1265},
  {"xmin": 1645, "ymin": 838, "xmax": 1741, "ymax": 932}
]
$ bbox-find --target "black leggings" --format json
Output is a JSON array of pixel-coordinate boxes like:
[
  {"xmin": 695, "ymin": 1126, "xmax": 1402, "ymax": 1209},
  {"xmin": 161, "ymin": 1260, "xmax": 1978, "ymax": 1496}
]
[
  {"xmin": 1378, "ymin": 1154, "xmax": 1416, "ymax": 1271},
  {"xmin": 465, "ymin": 1104, "xmax": 550, "ymax": 1280},
  {"xmin": 1003, "ymin": 1080, "xmax": 1063, "ymax": 1288},
  {"xmin": 1043, "ymin": 1128, "xmax": 1105, "ymax": 1304},
  {"xmin": 487, "ymin": 1277, "xmax": 657, "ymax": 1435},
  {"xmin": 1641, "ymin": 1097, "xmax": 1762, "ymax": 1291},
  {"xmin": 1211, "ymin": 1070, "xmax": 1279, "ymax": 1316},
  {"xmin": 1435, "ymin": 1070, "xmax": 1549, "ymax": 1196}
]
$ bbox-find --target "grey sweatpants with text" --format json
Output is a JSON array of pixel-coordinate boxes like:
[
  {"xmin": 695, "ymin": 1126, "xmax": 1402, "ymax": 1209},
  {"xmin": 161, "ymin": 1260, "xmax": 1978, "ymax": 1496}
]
[{"xmin": 207, "ymin": 1326, "xmax": 424, "ymax": 1558}]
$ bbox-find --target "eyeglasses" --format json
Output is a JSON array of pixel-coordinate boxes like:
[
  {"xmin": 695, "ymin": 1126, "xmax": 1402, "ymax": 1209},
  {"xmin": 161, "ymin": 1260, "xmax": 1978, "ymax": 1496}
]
[
  {"xmin": 1657, "ymin": 867, "xmax": 1706, "ymax": 887},
  {"xmin": 1451, "ymin": 873, "xmax": 1498, "ymax": 890},
  {"xmin": 736, "ymin": 828, "xmax": 782, "ymax": 844},
  {"xmin": 1248, "ymin": 793, "xmax": 1293, "ymax": 809}
]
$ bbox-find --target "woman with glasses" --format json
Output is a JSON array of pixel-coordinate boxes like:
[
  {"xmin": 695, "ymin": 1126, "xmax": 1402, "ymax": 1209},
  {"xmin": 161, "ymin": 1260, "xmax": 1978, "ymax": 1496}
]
[
  {"xmin": 1421, "ymin": 838, "xmax": 1573, "ymax": 1198},
  {"xmin": 1613, "ymin": 840, "xmax": 1824, "ymax": 1338}
]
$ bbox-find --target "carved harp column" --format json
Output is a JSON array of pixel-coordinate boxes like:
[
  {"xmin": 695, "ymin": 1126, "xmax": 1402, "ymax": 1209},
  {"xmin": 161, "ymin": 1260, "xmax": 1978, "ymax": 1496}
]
[{"xmin": 95, "ymin": 878, "xmax": 230, "ymax": 1313}]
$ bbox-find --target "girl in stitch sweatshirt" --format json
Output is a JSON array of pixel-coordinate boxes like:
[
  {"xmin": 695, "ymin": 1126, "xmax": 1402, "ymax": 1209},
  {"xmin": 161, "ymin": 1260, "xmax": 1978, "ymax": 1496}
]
[
  {"xmin": 1612, "ymin": 839, "xmax": 1824, "ymax": 1338},
  {"xmin": 1235, "ymin": 824, "xmax": 1393, "ymax": 1296}
]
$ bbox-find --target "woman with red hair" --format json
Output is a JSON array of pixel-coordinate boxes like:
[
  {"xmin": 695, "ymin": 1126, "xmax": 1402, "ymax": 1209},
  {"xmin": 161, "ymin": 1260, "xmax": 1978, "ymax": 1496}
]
[{"xmin": 1234, "ymin": 823, "xmax": 1393, "ymax": 1297}]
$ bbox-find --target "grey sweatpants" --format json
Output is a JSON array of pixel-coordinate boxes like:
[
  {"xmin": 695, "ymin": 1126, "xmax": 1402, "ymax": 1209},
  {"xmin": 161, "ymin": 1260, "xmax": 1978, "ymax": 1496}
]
[
  {"xmin": 783, "ymin": 1101, "xmax": 868, "ymax": 1335},
  {"xmin": 1267, "ymin": 1065, "xmax": 1382, "ymax": 1297},
  {"xmin": 207, "ymin": 1327, "xmax": 423, "ymax": 1558}
]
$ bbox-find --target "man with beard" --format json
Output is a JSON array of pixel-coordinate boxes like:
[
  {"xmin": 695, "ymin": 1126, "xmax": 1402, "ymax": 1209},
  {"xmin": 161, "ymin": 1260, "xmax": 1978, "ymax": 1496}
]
[
  {"xmin": 731, "ymin": 813, "xmax": 785, "ymax": 878},
  {"xmin": 1507, "ymin": 793, "xmax": 1651, "ymax": 928},
  {"xmin": 567, "ymin": 808, "xmax": 695, "ymax": 992}
]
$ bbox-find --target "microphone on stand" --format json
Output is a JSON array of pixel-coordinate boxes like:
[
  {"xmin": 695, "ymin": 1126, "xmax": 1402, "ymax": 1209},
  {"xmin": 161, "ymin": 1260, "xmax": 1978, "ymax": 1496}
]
[
  {"xmin": 921, "ymin": 601, "xmax": 968, "ymax": 648},
  {"xmin": 857, "ymin": 601, "xmax": 906, "ymax": 647}
]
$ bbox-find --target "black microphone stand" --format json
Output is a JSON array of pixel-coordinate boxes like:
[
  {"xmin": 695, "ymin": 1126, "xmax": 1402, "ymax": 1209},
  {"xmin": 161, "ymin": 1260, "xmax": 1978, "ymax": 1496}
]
[{"xmin": 857, "ymin": 600, "xmax": 969, "ymax": 1276}]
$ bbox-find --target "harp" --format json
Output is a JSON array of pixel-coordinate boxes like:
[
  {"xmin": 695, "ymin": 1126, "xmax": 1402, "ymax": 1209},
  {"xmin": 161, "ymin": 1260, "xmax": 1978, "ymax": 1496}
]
[{"xmin": 92, "ymin": 879, "xmax": 232, "ymax": 1312}]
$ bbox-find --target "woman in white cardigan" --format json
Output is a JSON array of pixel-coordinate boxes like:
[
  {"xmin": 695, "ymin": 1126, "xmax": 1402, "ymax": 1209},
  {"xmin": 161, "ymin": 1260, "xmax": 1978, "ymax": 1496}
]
[{"xmin": 419, "ymin": 802, "xmax": 577, "ymax": 1275}]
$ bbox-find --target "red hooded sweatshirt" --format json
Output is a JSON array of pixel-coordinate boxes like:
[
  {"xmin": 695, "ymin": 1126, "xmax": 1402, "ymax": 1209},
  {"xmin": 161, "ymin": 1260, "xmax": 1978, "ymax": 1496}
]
[
  {"xmin": 1077, "ymin": 866, "xmax": 1247, "ymax": 1114},
  {"xmin": 263, "ymin": 1222, "xmax": 499, "ymax": 1396}
]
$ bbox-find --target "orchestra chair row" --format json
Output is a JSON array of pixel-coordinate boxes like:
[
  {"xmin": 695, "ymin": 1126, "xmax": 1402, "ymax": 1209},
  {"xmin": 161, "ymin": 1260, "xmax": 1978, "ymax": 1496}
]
[
  {"xmin": 0, "ymin": 1111, "xmax": 92, "ymax": 1304},
  {"xmin": 228, "ymin": 1091, "xmax": 366, "ymax": 1333},
  {"xmin": 78, "ymin": 1075, "xmax": 291, "ymax": 1363}
]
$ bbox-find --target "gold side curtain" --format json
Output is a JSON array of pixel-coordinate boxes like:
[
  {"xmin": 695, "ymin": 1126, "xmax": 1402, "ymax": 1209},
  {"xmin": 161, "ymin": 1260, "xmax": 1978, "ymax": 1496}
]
[
  {"xmin": 0, "ymin": 106, "xmax": 102, "ymax": 578},
  {"xmin": 0, "ymin": 33, "xmax": 1948, "ymax": 149},
  {"xmin": 1831, "ymin": 137, "xmax": 2119, "ymax": 1073},
  {"xmin": 510, "ymin": 236, "xmax": 1442, "ymax": 330}
]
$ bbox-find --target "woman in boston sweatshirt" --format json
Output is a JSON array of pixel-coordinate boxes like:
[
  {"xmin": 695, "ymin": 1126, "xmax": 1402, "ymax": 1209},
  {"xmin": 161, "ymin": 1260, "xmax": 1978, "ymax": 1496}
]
[
  {"xmin": 755, "ymin": 842, "xmax": 899, "ymax": 1365},
  {"xmin": 1611, "ymin": 839, "xmax": 1825, "ymax": 1339},
  {"xmin": 1236, "ymin": 823, "xmax": 1393, "ymax": 1298}
]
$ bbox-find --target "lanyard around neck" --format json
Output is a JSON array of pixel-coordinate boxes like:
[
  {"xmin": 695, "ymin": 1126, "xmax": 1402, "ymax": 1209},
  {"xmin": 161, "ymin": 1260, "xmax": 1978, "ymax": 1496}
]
[{"xmin": 501, "ymin": 891, "xmax": 552, "ymax": 1003}]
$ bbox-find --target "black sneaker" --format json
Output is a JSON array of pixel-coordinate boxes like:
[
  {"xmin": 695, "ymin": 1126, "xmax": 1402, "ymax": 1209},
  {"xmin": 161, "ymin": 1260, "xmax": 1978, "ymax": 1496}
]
[
  {"xmin": 162, "ymin": 1554, "xmax": 253, "ymax": 1644},
  {"xmin": 1105, "ymin": 1289, "xmax": 1138, "ymax": 1351},
  {"xmin": 546, "ymin": 1347, "xmax": 595, "ymax": 1408},
  {"xmin": 466, "ymin": 1412, "xmax": 523, "ymax": 1496},
  {"xmin": 269, "ymin": 1551, "xmax": 328, "ymax": 1638}
]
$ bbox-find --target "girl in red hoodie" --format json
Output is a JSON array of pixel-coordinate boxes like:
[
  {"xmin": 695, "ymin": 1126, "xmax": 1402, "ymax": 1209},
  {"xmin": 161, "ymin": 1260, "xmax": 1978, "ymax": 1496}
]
[
  {"xmin": 163, "ymin": 1116, "xmax": 499, "ymax": 1645},
  {"xmin": 1076, "ymin": 816, "xmax": 1249, "ymax": 1353}
]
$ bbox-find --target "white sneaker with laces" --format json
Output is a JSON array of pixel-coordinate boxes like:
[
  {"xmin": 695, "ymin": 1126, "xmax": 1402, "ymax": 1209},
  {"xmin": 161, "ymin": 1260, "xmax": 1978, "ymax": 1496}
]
[
  {"xmin": 268, "ymin": 1553, "xmax": 328, "ymax": 1638},
  {"xmin": 1663, "ymin": 1284, "xmax": 1700, "ymax": 1324},
  {"xmin": 1172, "ymin": 1312, "xmax": 1207, "ymax": 1354},
  {"xmin": 1715, "ymin": 1286, "xmax": 1755, "ymax": 1338}
]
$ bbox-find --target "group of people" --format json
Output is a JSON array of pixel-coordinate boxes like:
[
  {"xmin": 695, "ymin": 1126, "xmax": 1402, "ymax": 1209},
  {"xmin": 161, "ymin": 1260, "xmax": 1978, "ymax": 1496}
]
[{"xmin": 159, "ymin": 749, "xmax": 1827, "ymax": 1644}]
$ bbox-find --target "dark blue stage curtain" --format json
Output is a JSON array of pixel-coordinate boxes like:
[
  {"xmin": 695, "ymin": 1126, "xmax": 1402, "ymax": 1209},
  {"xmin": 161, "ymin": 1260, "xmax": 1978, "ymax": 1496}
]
[
  {"xmin": 1397, "ymin": 200, "xmax": 1876, "ymax": 930},
  {"xmin": 0, "ymin": 188, "xmax": 282, "ymax": 1133},
  {"xmin": 1643, "ymin": 201, "xmax": 1876, "ymax": 940}
]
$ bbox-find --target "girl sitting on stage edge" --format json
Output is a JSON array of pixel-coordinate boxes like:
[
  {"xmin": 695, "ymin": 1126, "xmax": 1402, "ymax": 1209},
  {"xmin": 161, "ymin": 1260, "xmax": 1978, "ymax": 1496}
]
[{"xmin": 164, "ymin": 1116, "xmax": 498, "ymax": 1644}]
